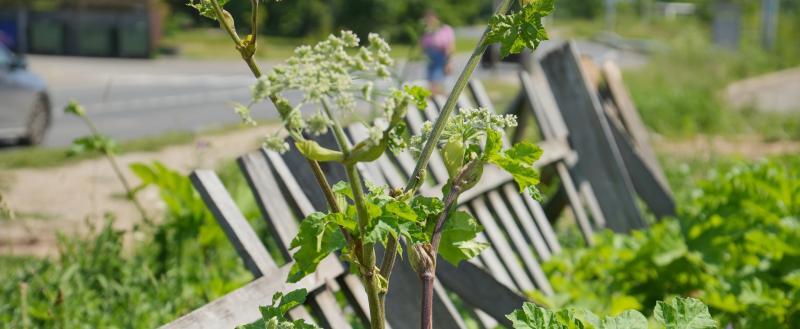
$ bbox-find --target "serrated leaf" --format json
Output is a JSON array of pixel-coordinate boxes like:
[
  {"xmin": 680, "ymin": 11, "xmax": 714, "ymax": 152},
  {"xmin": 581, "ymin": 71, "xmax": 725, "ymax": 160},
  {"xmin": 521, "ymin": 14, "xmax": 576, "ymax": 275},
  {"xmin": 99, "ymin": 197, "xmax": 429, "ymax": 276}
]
[
  {"xmin": 439, "ymin": 211, "xmax": 487, "ymax": 265},
  {"xmin": 404, "ymin": 85, "xmax": 431, "ymax": 110},
  {"xmin": 486, "ymin": 0, "xmax": 554, "ymax": 58},
  {"xmin": 287, "ymin": 212, "xmax": 345, "ymax": 283},
  {"xmin": 599, "ymin": 310, "xmax": 647, "ymax": 329},
  {"xmin": 488, "ymin": 141, "xmax": 542, "ymax": 199},
  {"xmin": 654, "ymin": 297, "xmax": 717, "ymax": 329},
  {"xmin": 187, "ymin": 0, "xmax": 230, "ymax": 19}
]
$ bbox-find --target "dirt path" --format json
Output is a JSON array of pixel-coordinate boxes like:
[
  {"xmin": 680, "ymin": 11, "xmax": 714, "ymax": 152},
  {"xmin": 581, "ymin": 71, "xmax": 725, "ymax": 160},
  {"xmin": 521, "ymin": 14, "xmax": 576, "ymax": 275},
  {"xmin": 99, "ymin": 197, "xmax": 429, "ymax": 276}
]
[
  {"xmin": 2, "ymin": 130, "xmax": 798, "ymax": 257},
  {"xmin": 0, "ymin": 125, "xmax": 277, "ymax": 257}
]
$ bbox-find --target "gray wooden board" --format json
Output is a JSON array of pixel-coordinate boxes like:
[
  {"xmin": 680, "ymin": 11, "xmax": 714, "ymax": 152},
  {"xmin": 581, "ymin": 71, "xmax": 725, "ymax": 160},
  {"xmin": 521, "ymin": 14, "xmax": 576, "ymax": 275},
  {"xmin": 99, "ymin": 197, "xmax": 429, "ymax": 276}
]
[
  {"xmin": 308, "ymin": 282, "xmax": 351, "ymax": 329},
  {"xmin": 556, "ymin": 162, "xmax": 596, "ymax": 245},
  {"xmin": 539, "ymin": 41, "xmax": 645, "ymax": 232},
  {"xmin": 470, "ymin": 197, "xmax": 537, "ymax": 292},
  {"xmin": 436, "ymin": 258, "xmax": 528, "ymax": 328},
  {"xmin": 239, "ymin": 152, "xmax": 300, "ymax": 258},
  {"xmin": 601, "ymin": 61, "xmax": 667, "ymax": 188},
  {"xmin": 486, "ymin": 190, "xmax": 554, "ymax": 295},
  {"xmin": 522, "ymin": 191, "xmax": 562, "ymax": 254},
  {"xmin": 161, "ymin": 256, "xmax": 344, "ymax": 329},
  {"xmin": 190, "ymin": 170, "xmax": 277, "ymax": 277},
  {"xmin": 384, "ymin": 254, "xmax": 467, "ymax": 329},
  {"xmin": 604, "ymin": 106, "xmax": 676, "ymax": 218},
  {"xmin": 501, "ymin": 183, "xmax": 555, "ymax": 261}
]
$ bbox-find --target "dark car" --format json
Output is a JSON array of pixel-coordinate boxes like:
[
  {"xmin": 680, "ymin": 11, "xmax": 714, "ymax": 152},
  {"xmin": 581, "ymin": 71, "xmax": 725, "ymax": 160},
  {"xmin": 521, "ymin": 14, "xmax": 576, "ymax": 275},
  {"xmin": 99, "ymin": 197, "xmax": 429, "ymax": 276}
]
[{"xmin": 0, "ymin": 43, "xmax": 50, "ymax": 145}]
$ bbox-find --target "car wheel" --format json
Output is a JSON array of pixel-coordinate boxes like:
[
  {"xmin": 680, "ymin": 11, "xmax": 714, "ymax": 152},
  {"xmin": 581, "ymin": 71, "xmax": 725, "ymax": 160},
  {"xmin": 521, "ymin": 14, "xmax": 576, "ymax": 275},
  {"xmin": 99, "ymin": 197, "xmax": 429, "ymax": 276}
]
[{"xmin": 21, "ymin": 95, "xmax": 50, "ymax": 146}]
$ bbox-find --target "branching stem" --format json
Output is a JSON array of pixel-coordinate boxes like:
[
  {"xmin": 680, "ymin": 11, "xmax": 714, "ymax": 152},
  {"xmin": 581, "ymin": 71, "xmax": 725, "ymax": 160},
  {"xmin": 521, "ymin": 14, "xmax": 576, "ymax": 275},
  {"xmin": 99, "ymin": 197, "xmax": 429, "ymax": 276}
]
[{"xmin": 404, "ymin": 0, "xmax": 515, "ymax": 193}]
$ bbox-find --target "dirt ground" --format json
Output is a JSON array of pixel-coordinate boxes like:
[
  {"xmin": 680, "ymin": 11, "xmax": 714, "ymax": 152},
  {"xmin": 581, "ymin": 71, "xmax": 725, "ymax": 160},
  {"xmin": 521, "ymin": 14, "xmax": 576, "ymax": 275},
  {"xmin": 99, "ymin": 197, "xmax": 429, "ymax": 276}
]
[
  {"xmin": 1, "ymin": 129, "xmax": 798, "ymax": 257},
  {"xmin": 0, "ymin": 125, "xmax": 277, "ymax": 257}
]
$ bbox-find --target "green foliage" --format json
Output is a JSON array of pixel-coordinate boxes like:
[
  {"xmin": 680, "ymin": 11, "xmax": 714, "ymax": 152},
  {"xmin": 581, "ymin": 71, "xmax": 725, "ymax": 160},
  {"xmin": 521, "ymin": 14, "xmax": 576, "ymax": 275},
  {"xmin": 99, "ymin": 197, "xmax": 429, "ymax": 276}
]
[
  {"xmin": 68, "ymin": 135, "xmax": 118, "ymax": 156},
  {"xmin": 187, "ymin": 0, "xmax": 231, "ymax": 19},
  {"xmin": 0, "ymin": 161, "xmax": 261, "ymax": 327},
  {"xmin": 239, "ymin": 289, "xmax": 319, "ymax": 329},
  {"xmin": 507, "ymin": 297, "xmax": 715, "ymax": 329},
  {"xmin": 486, "ymin": 0, "xmax": 554, "ymax": 57},
  {"xmin": 542, "ymin": 159, "xmax": 800, "ymax": 328},
  {"xmin": 437, "ymin": 211, "xmax": 488, "ymax": 265},
  {"xmin": 486, "ymin": 130, "xmax": 543, "ymax": 199},
  {"xmin": 287, "ymin": 212, "xmax": 347, "ymax": 282}
]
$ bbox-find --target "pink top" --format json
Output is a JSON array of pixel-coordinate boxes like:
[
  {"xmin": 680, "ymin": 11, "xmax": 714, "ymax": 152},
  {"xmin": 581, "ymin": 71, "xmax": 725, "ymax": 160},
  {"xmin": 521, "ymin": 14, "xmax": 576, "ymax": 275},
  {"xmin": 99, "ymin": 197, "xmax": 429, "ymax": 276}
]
[{"xmin": 421, "ymin": 25, "xmax": 455, "ymax": 53}]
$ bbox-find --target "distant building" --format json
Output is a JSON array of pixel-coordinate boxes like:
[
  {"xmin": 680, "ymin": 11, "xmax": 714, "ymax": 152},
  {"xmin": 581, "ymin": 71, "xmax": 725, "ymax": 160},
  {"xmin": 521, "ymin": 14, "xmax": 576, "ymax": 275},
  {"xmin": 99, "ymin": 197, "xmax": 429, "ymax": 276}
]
[{"xmin": 0, "ymin": 0, "xmax": 163, "ymax": 57}]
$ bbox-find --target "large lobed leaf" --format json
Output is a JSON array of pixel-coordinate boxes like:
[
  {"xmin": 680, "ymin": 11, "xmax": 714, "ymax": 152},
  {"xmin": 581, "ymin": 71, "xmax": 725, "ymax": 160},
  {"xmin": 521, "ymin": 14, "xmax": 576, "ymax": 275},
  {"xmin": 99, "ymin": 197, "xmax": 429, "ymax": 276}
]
[
  {"xmin": 287, "ymin": 212, "xmax": 346, "ymax": 283},
  {"xmin": 486, "ymin": 0, "xmax": 555, "ymax": 58}
]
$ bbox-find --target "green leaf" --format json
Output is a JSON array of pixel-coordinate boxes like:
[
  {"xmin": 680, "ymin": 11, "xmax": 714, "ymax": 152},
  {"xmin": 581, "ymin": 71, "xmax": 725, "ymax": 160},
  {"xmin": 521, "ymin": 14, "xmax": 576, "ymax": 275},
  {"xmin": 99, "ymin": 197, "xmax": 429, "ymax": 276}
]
[
  {"xmin": 187, "ymin": 0, "xmax": 230, "ymax": 19},
  {"xmin": 64, "ymin": 100, "xmax": 86, "ymax": 117},
  {"xmin": 599, "ymin": 310, "xmax": 647, "ymax": 329},
  {"xmin": 287, "ymin": 212, "xmax": 346, "ymax": 283},
  {"xmin": 404, "ymin": 85, "xmax": 431, "ymax": 110},
  {"xmin": 486, "ymin": 0, "xmax": 554, "ymax": 57},
  {"xmin": 442, "ymin": 137, "xmax": 466, "ymax": 178},
  {"xmin": 506, "ymin": 302, "xmax": 580, "ymax": 329},
  {"xmin": 68, "ymin": 135, "xmax": 118, "ymax": 156},
  {"xmin": 488, "ymin": 142, "xmax": 542, "ymax": 199},
  {"xmin": 238, "ymin": 289, "xmax": 319, "ymax": 329},
  {"xmin": 332, "ymin": 181, "xmax": 353, "ymax": 200},
  {"xmin": 654, "ymin": 297, "xmax": 717, "ymax": 329},
  {"xmin": 295, "ymin": 140, "xmax": 344, "ymax": 162},
  {"xmin": 411, "ymin": 196, "xmax": 444, "ymax": 220},
  {"xmin": 438, "ymin": 211, "xmax": 488, "ymax": 265}
]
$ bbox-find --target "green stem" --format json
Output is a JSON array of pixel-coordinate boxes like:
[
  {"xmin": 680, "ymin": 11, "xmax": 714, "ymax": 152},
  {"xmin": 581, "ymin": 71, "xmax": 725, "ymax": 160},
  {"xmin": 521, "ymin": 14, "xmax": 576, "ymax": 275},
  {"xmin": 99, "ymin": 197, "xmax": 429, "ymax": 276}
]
[
  {"xmin": 404, "ymin": 0, "xmax": 515, "ymax": 193},
  {"xmin": 80, "ymin": 115, "xmax": 151, "ymax": 224}
]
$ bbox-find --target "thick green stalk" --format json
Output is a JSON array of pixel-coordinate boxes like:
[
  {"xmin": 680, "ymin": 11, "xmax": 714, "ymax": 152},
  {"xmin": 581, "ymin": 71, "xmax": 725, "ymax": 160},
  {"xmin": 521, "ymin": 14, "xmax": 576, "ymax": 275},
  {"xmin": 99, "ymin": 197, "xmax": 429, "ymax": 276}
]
[{"xmin": 404, "ymin": 0, "xmax": 515, "ymax": 193}]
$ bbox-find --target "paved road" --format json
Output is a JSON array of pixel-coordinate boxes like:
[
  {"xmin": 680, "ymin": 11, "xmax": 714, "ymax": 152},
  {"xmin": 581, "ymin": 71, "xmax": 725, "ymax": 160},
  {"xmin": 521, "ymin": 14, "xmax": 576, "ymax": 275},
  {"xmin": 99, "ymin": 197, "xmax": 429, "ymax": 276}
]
[{"xmin": 14, "ymin": 38, "xmax": 646, "ymax": 148}]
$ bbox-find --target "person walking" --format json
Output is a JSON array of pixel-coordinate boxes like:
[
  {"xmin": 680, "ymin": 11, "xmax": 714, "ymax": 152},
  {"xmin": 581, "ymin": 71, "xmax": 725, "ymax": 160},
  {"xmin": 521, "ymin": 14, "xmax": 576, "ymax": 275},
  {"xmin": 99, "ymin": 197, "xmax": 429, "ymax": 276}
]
[{"xmin": 420, "ymin": 10, "xmax": 455, "ymax": 95}]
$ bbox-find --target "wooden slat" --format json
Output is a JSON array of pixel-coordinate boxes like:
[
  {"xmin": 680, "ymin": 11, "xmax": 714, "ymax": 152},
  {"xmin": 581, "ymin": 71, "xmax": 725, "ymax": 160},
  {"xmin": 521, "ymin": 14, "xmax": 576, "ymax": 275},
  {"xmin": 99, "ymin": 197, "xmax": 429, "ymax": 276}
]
[
  {"xmin": 162, "ymin": 256, "xmax": 344, "ymax": 329},
  {"xmin": 539, "ymin": 41, "xmax": 645, "ymax": 232},
  {"xmin": 265, "ymin": 150, "xmax": 317, "ymax": 216},
  {"xmin": 238, "ymin": 152, "xmax": 299, "ymax": 258},
  {"xmin": 523, "ymin": 193, "xmax": 562, "ymax": 253},
  {"xmin": 437, "ymin": 258, "xmax": 527, "ymax": 328},
  {"xmin": 556, "ymin": 162, "xmax": 596, "ymax": 245},
  {"xmin": 309, "ymin": 282, "xmax": 350, "ymax": 329},
  {"xmin": 501, "ymin": 184, "xmax": 559, "ymax": 258},
  {"xmin": 486, "ymin": 190, "xmax": 554, "ymax": 295},
  {"xmin": 288, "ymin": 307, "xmax": 316, "ymax": 324},
  {"xmin": 605, "ymin": 110, "xmax": 676, "ymax": 218},
  {"xmin": 468, "ymin": 79, "xmax": 496, "ymax": 113},
  {"xmin": 601, "ymin": 61, "xmax": 668, "ymax": 190},
  {"xmin": 347, "ymin": 124, "xmax": 405, "ymax": 188},
  {"xmin": 384, "ymin": 257, "xmax": 467, "ymax": 329},
  {"xmin": 579, "ymin": 180, "xmax": 607, "ymax": 229},
  {"xmin": 470, "ymin": 198, "xmax": 536, "ymax": 292},
  {"xmin": 190, "ymin": 170, "xmax": 277, "ymax": 277},
  {"xmin": 338, "ymin": 274, "xmax": 371, "ymax": 325}
]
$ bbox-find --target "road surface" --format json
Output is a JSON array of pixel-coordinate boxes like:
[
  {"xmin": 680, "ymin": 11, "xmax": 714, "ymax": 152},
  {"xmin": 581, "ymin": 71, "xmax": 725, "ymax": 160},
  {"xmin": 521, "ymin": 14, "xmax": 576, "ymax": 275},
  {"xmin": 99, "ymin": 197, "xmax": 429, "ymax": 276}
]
[{"xmin": 12, "ymin": 39, "xmax": 646, "ymax": 148}]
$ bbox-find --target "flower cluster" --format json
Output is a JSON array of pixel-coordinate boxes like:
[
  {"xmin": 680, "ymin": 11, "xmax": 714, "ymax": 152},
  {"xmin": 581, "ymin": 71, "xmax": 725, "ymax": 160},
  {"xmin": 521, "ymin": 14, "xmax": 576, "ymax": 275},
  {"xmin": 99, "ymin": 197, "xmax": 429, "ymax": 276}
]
[
  {"xmin": 242, "ymin": 30, "xmax": 411, "ymax": 154},
  {"xmin": 407, "ymin": 107, "xmax": 518, "ymax": 156}
]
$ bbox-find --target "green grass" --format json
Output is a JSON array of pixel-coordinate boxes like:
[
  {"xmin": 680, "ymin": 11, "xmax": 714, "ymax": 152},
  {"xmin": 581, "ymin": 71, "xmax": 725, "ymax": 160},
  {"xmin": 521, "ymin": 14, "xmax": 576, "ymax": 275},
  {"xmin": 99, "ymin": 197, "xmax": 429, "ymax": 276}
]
[{"xmin": 0, "ymin": 131, "xmax": 195, "ymax": 170}]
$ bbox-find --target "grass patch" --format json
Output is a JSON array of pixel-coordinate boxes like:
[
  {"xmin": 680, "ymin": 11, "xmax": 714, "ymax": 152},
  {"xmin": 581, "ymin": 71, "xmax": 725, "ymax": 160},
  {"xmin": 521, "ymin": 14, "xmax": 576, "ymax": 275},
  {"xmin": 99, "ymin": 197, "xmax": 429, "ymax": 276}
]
[{"xmin": 0, "ymin": 132, "xmax": 195, "ymax": 170}]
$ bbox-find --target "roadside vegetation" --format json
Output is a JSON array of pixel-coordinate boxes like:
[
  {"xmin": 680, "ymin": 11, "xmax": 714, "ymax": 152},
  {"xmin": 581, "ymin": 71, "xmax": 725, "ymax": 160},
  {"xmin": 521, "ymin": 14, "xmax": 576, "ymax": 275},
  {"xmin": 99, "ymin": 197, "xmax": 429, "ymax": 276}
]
[{"xmin": 1, "ymin": 1, "xmax": 799, "ymax": 328}]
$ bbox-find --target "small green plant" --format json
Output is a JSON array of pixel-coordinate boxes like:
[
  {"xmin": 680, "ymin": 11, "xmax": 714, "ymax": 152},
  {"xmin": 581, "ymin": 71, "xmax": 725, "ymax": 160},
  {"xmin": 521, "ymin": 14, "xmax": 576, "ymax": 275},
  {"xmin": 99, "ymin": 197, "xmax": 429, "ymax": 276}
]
[
  {"xmin": 541, "ymin": 159, "xmax": 800, "ymax": 328},
  {"xmin": 63, "ymin": 101, "xmax": 150, "ymax": 223},
  {"xmin": 0, "ymin": 193, "xmax": 13, "ymax": 220},
  {"xmin": 507, "ymin": 297, "xmax": 717, "ymax": 329},
  {"xmin": 238, "ymin": 289, "xmax": 319, "ymax": 329},
  {"xmin": 186, "ymin": 0, "xmax": 554, "ymax": 328}
]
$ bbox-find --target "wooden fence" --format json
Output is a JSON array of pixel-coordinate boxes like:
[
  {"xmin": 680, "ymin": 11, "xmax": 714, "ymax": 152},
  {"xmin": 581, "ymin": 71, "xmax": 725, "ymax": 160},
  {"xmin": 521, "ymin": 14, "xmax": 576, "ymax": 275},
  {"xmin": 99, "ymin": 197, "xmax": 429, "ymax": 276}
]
[{"xmin": 162, "ymin": 41, "xmax": 673, "ymax": 329}]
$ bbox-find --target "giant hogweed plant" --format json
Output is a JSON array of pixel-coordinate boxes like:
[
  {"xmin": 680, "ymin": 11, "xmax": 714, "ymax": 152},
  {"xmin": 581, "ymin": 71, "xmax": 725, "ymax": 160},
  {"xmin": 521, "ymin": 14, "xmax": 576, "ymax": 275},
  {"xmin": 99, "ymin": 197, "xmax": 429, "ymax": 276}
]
[{"xmin": 187, "ymin": 0, "xmax": 554, "ymax": 328}]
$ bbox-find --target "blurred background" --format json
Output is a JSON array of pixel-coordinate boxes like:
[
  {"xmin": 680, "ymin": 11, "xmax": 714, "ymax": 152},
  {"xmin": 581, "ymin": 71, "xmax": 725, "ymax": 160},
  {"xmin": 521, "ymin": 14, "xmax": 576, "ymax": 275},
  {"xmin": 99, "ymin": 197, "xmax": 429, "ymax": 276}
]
[{"xmin": 0, "ymin": 0, "xmax": 798, "ymax": 326}]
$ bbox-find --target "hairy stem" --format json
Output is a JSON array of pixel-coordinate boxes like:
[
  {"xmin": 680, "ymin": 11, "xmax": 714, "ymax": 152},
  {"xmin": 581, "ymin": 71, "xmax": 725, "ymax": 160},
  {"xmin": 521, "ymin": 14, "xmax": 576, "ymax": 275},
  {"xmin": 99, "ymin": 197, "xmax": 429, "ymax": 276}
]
[
  {"xmin": 404, "ymin": 0, "xmax": 515, "ymax": 193},
  {"xmin": 420, "ymin": 159, "xmax": 479, "ymax": 329},
  {"xmin": 80, "ymin": 116, "xmax": 150, "ymax": 224}
]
